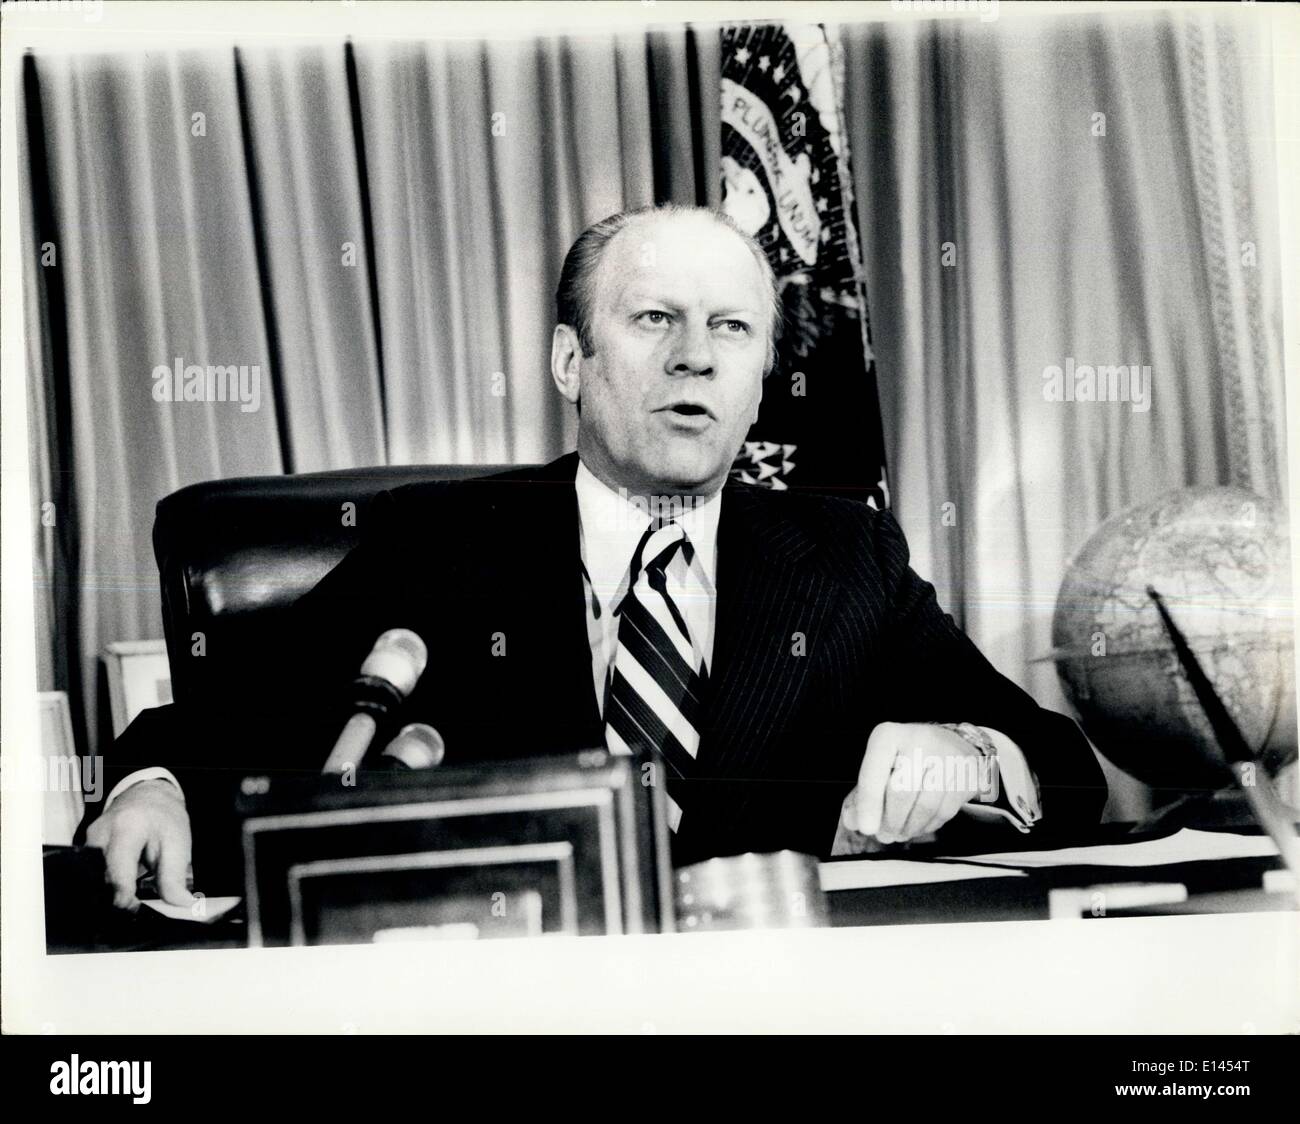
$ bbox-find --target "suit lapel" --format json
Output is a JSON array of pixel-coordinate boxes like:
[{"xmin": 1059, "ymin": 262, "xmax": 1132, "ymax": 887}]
[
  {"xmin": 491, "ymin": 453, "xmax": 603, "ymax": 749},
  {"xmin": 696, "ymin": 485, "xmax": 840, "ymax": 782}
]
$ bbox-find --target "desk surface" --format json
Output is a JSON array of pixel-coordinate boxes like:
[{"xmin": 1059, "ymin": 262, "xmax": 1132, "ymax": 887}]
[
  {"xmin": 825, "ymin": 851, "xmax": 1291, "ymax": 926},
  {"xmin": 44, "ymin": 816, "xmax": 1296, "ymax": 953}
]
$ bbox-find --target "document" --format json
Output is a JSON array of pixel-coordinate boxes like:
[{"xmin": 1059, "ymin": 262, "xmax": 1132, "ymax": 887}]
[
  {"xmin": 941, "ymin": 828, "xmax": 1281, "ymax": 870},
  {"xmin": 818, "ymin": 859, "xmax": 1027, "ymax": 892},
  {"xmin": 140, "ymin": 896, "xmax": 242, "ymax": 923}
]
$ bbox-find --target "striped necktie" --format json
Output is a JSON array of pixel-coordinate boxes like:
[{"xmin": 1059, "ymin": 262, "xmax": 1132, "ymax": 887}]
[{"xmin": 604, "ymin": 520, "xmax": 706, "ymax": 832}]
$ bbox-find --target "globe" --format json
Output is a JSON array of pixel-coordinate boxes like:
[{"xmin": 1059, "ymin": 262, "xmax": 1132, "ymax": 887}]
[{"xmin": 1051, "ymin": 486, "xmax": 1296, "ymax": 795}]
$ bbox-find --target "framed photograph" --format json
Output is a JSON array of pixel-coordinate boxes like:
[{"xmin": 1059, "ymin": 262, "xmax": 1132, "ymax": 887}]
[
  {"xmin": 37, "ymin": 691, "xmax": 82, "ymax": 846},
  {"xmin": 101, "ymin": 639, "xmax": 173, "ymax": 739}
]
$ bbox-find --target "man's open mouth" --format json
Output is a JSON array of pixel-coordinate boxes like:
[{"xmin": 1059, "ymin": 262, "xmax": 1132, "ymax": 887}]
[{"xmin": 664, "ymin": 403, "xmax": 712, "ymax": 418}]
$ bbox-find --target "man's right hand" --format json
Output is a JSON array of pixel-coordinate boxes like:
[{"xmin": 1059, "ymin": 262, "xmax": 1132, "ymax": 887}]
[{"xmin": 84, "ymin": 779, "xmax": 195, "ymax": 911}]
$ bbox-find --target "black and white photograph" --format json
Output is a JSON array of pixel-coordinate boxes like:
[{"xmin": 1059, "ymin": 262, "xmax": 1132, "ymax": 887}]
[{"xmin": 1, "ymin": 0, "xmax": 1298, "ymax": 1062}]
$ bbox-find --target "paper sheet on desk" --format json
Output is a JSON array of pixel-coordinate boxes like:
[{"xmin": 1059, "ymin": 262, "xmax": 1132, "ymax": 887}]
[
  {"xmin": 940, "ymin": 828, "xmax": 1280, "ymax": 870},
  {"xmin": 818, "ymin": 859, "xmax": 1027, "ymax": 892},
  {"xmin": 140, "ymin": 896, "xmax": 241, "ymax": 923}
]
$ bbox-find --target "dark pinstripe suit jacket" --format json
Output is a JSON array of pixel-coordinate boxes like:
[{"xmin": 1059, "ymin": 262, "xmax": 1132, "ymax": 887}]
[{"xmin": 92, "ymin": 451, "xmax": 1107, "ymax": 888}]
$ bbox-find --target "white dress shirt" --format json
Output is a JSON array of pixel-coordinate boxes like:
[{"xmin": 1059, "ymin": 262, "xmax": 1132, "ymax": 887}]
[{"xmin": 574, "ymin": 458, "xmax": 721, "ymax": 717}]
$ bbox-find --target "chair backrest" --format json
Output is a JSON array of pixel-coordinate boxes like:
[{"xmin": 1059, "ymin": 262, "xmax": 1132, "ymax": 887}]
[{"xmin": 153, "ymin": 465, "xmax": 519, "ymax": 704}]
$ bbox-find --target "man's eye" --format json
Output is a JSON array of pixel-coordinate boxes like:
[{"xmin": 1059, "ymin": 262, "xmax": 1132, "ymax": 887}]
[
  {"xmin": 638, "ymin": 311, "xmax": 671, "ymax": 326},
  {"xmin": 716, "ymin": 320, "xmax": 750, "ymax": 335}
]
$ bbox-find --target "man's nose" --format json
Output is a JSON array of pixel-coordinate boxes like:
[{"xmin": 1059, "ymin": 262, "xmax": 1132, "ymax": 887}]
[{"xmin": 666, "ymin": 321, "xmax": 715, "ymax": 378}]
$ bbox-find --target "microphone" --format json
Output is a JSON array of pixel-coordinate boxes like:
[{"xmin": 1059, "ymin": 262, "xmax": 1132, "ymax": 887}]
[
  {"xmin": 378, "ymin": 723, "xmax": 446, "ymax": 770},
  {"xmin": 321, "ymin": 629, "xmax": 428, "ymax": 775}
]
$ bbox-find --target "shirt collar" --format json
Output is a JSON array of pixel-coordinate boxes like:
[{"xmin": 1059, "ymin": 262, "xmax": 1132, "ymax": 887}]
[{"xmin": 575, "ymin": 457, "xmax": 722, "ymax": 598}]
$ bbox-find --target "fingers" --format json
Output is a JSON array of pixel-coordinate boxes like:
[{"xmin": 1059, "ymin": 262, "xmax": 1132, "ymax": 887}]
[
  {"xmin": 898, "ymin": 781, "xmax": 943, "ymax": 840},
  {"xmin": 851, "ymin": 724, "xmax": 988, "ymax": 843},
  {"xmin": 154, "ymin": 820, "xmax": 195, "ymax": 906},
  {"xmin": 918, "ymin": 783, "xmax": 978, "ymax": 838},
  {"xmin": 901, "ymin": 763, "xmax": 968, "ymax": 838},
  {"xmin": 86, "ymin": 783, "xmax": 195, "ymax": 911},
  {"xmin": 84, "ymin": 814, "xmax": 110, "ymax": 851},
  {"xmin": 879, "ymin": 750, "xmax": 926, "ymax": 842},
  {"xmin": 851, "ymin": 723, "xmax": 900, "ymax": 836},
  {"xmin": 101, "ymin": 823, "xmax": 147, "ymax": 912}
]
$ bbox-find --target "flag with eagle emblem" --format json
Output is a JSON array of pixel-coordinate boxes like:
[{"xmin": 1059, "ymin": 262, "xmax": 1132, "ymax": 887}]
[{"xmin": 721, "ymin": 23, "xmax": 890, "ymax": 509}]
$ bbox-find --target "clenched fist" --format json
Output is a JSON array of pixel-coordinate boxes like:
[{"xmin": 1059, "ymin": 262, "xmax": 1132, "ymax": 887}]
[
  {"xmin": 85, "ymin": 779, "xmax": 195, "ymax": 911},
  {"xmin": 840, "ymin": 721, "xmax": 990, "ymax": 844}
]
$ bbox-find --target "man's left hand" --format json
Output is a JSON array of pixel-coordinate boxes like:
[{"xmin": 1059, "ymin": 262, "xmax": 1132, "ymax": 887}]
[{"xmin": 840, "ymin": 721, "xmax": 986, "ymax": 844}]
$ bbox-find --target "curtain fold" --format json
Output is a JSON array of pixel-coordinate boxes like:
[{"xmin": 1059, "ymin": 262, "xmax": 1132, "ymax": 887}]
[
  {"xmin": 25, "ymin": 49, "xmax": 287, "ymax": 753},
  {"xmin": 351, "ymin": 31, "xmax": 713, "ymax": 467},
  {"xmin": 20, "ymin": 56, "xmax": 74, "ymax": 746},
  {"xmin": 236, "ymin": 44, "xmax": 388, "ymax": 472}
]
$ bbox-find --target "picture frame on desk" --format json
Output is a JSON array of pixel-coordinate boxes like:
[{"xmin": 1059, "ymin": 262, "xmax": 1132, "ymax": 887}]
[
  {"xmin": 101, "ymin": 639, "xmax": 173, "ymax": 739},
  {"xmin": 38, "ymin": 691, "xmax": 83, "ymax": 846},
  {"xmin": 237, "ymin": 748, "xmax": 675, "ymax": 946}
]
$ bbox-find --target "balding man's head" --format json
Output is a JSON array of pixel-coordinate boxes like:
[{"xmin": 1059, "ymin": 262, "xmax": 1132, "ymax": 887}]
[
  {"xmin": 556, "ymin": 205, "xmax": 781, "ymax": 374},
  {"xmin": 549, "ymin": 205, "xmax": 777, "ymax": 499}
]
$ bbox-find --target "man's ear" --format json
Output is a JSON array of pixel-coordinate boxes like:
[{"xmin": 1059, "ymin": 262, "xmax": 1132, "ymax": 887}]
[
  {"xmin": 749, "ymin": 371, "xmax": 764, "ymax": 427},
  {"xmin": 550, "ymin": 324, "xmax": 582, "ymax": 407}
]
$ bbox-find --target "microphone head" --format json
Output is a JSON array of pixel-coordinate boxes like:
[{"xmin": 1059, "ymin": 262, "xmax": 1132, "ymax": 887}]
[
  {"xmin": 380, "ymin": 723, "xmax": 446, "ymax": 769},
  {"xmin": 360, "ymin": 629, "xmax": 428, "ymax": 698}
]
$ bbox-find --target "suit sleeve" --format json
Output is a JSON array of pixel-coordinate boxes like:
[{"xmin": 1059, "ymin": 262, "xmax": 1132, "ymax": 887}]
[
  {"xmin": 867, "ymin": 507, "xmax": 1108, "ymax": 835},
  {"xmin": 76, "ymin": 487, "xmax": 428, "ymax": 892}
]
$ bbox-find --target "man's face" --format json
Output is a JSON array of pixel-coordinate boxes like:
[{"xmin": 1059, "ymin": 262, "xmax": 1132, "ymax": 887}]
[{"xmin": 555, "ymin": 213, "xmax": 769, "ymax": 498}]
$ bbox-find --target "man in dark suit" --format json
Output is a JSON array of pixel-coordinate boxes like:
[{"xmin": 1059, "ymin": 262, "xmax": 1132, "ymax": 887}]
[{"xmin": 83, "ymin": 204, "xmax": 1107, "ymax": 909}]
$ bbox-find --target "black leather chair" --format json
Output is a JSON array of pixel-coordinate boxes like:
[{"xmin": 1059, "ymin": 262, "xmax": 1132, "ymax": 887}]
[{"xmin": 153, "ymin": 465, "xmax": 520, "ymax": 705}]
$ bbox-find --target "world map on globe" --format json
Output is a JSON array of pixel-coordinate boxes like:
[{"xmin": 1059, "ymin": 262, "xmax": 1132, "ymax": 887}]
[{"xmin": 1051, "ymin": 486, "xmax": 1296, "ymax": 794}]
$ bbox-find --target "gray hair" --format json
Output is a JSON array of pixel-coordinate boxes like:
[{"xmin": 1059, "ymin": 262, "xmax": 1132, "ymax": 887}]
[{"xmin": 555, "ymin": 204, "xmax": 782, "ymax": 374}]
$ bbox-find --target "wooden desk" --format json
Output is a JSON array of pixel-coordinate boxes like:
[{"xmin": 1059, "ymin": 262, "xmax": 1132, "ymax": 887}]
[
  {"xmin": 824, "ymin": 853, "xmax": 1292, "ymax": 927},
  {"xmin": 44, "ymin": 823, "xmax": 1294, "ymax": 951}
]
